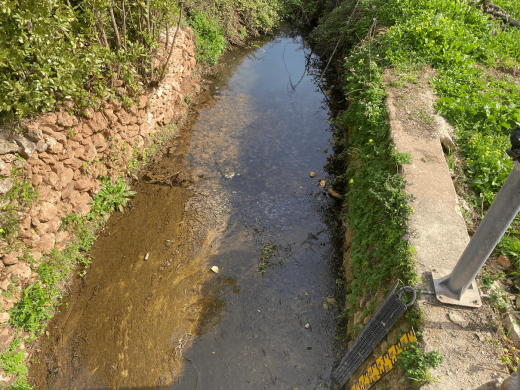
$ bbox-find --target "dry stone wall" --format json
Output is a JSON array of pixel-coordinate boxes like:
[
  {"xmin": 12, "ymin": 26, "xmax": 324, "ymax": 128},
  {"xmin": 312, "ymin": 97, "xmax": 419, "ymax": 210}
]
[{"xmin": 0, "ymin": 28, "xmax": 197, "ymax": 320}]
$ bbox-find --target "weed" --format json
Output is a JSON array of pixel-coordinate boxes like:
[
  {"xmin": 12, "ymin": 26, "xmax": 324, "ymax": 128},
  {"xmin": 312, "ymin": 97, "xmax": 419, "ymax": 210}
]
[
  {"xmin": 396, "ymin": 152, "xmax": 412, "ymax": 165},
  {"xmin": 9, "ymin": 283, "xmax": 53, "ymax": 334},
  {"xmin": 88, "ymin": 177, "xmax": 136, "ymax": 217},
  {"xmin": 0, "ymin": 338, "xmax": 27, "ymax": 376},
  {"xmin": 396, "ymin": 342, "xmax": 443, "ymax": 387},
  {"xmin": 183, "ymin": 94, "xmax": 192, "ymax": 105},
  {"xmin": 481, "ymin": 271, "xmax": 495, "ymax": 288},
  {"xmin": 190, "ymin": 12, "xmax": 228, "ymax": 64}
]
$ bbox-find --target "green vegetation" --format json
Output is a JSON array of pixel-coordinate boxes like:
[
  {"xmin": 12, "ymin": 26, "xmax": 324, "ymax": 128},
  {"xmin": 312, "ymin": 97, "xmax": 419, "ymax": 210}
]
[
  {"xmin": 396, "ymin": 342, "xmax": 444, "ymax": 387},
  {"xmin": 287, "ymin": 0, "xmax": 520, "ymax": 340},
  {"xmin": 190, "ymin": 12, "xmax": 228, "ymax": 64},
  {"xmin": 88, "ymin": 177, "xmax": 136, "ymax": 217},
  {"xmin": 8, "ymin": 176, "xmax": 135, "ymax": 338},
  {"xmin": 0, "ymin": 166, "xmax": 39, "ymax": 241},
  {"xmin": 258, "ymin": 243, "xmax": 278, "ymax": 273},
  {"xmin": 0, "ymin": 339, "xmax": 31, "ymax": 390},
  {"xmin": 0, "ymin": 0, "xmax": 281, "ymax": 121}
]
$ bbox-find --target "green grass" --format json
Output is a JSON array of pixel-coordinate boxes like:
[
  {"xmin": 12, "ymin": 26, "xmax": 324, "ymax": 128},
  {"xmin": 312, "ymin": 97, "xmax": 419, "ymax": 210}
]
[
  {"xmin": 396, "ymin": 342, "xmax": 444, "ymax": 387},
  {"xmin": 287, "ymin": 0, "xmax": 520, "ymax": 335}
]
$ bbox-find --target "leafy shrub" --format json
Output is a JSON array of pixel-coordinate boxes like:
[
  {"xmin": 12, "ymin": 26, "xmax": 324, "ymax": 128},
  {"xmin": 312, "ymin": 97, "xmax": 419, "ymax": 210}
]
[
  {"xmin": 0, "ymin": 339, "xmax": 28, "ymax": 376},
  {"xmin": 396, "ymin": 342, "xmax": 444, "ymax": 386},
  {"xmin": 190, "ymin": 12, "xmax": 228, "ymax": 64},
  {"xmin": 89, "ymin": 177, "xmax": 136, "ymax": 217},
  {"xmin": 9, "ymin": 283, "xmax": 52, "ymax": 334}
]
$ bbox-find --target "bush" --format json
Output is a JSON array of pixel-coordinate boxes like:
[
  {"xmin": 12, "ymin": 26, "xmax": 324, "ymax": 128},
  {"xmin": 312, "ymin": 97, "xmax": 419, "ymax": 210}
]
[
  {"xmin": 396, "ymin": 342, "xmax": 444, "ymax": 386},
  {"xmin": 9, "ymin": 283, "xmax": 53, "ymax": 334},
  {"xmin": 190, "ymin": 12, "xmax": 228, "ymax": 64},
  {"xmin": 89, "ymin": 177, "xmax": 136, "ymax": 217}
]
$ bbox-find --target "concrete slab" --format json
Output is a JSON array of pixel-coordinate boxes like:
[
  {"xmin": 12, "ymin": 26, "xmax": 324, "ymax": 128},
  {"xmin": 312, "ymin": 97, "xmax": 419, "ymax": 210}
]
[{"xmin": 384, "ymin": 67, "xmax": 507, "ymax": 389}]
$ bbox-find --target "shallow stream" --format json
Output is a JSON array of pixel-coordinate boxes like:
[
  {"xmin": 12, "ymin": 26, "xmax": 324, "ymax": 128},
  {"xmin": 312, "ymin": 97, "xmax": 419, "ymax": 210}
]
[{"xmin": 30, "ymin": 27, "xmax": 346, "ymax": 390}]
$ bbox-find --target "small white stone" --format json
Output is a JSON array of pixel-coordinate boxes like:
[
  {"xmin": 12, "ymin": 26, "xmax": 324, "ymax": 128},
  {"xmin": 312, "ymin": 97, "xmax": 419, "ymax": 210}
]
[{"xmin": 210, "ymin": 266, "xmax": 219, "ymax": 274}]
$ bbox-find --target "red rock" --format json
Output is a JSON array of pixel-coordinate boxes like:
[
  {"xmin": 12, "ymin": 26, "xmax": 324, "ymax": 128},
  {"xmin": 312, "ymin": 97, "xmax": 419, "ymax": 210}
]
[
  {"xmin": 128, "ymin": 115, "xmax": 138, "ymax": 125},
  {"xmin": 20, "ymin": 215, "xmax": 31, "ymax": 230},
  {"xmin": 88, "ymin": 112, "xmax": 108, "ymax": 132},
  {"xmin": 40, "ymin": 215, "xmax": 61, "ymax": 234},
  {"xmin": 116, "ymin": 109, "xmax": 130, "ymax": 125},
  {"xmin": 104, "ymin": 108, "xmax": 118, "ymax": 124},
  {"xmin": 497, "ymin": 255, "xmax": 512, "ymax": 269},
  {"xmin": 82, "ymin": 144, "xmax": 97, "ymax": 161},
  {"xmin": 45, "ymin": 136, "xmax": 63, "ymax": 154},
  {"xmin": 30, "ymin": 174, "xmax": 42, "ymax": 188},
  {"xmin": 39, "ymin": 113, "xmax": 57, "ymax": 125},
  {"xmin": 40, "ymin": 125, "xmax": 58, "ymax": 136},
  {"xmin": 73, "ymin": 169, "xmax": 82, "ymax": 180},
  {"xmin": 55, "ymin": 230, "xmax": 69, "ymax": 244},
  {"xmin": 92, "ymin": 133, "xmax": 108, "ymax": 151},
  {"xmin": 43, "ymin": 171, "xmax": 59, "ymax": 187},
  {"xmin": 38, "ymin": 185, "xmax": 60, "ymax": 204},
  {"xmin": 72, "ymin": 145, "xmax": 85, "ymax": 160},
  {"xmin": 61, "ymin": 181, "xmax": 75, "ymax": 199},
  {"xmin": 163, "ymin": 108, "xmax": 174, "ymax": 124},
  {"xmin": 77, "ymin": 203, "xmax": 92, "ymax": 216},
  {"xmin": 7, "ymin": 262, "xmax": 32, "ymax": 278},
  {"xmin": 52, "ymin": 162, "xmax": 65, "ymax": 175},
  {"xmin": 38, "ymin": 152, "xmax": 57, "ymax": 165},
  {"xmin": 0, "ymin": 312, "xmax": 10, "ymax": 324},
  {"xmin": 0, "ymin": 161, "xmax": 12, "ymax": 176},
  {"xmin": 33, "ymin": 234, "xmax": 55, "ymax": 254},
  {"xmin": 57, "ymin": 111, "xmax": 74, "ymax": 127},
  {"xmin": 37, "ymin": 201, "xmax": 58, "ymax": 222},
  {"xmin": 67, "ymin": 139, "xmax": 80, "ymax": 150},
  {"xmin": 75, "ymin": 178, "xmax": 93, "ymax": 192},
  {"xmin": 127, "ymin": 124, "xmax": 140, "ymax": 138},
  {"xmin": 82, "ymin": 108, "xmax": 94, "ymax": 119},
  {"xmin": 112, "ymin": 123, "xmax": 127, "ymax": 135},
  {"xmin": 0, "ymin": 277, "xmax": 10, "ymax": 292},
  {"xmin": 139, "ymin": 95, "xmax": 148, "ymax": 109},
  {"xmin": 59, "ymin": 167, "xmax": 74, "ymax": 188},
  {"xmin": 112, "ymin": 100, "xmax": 123, "ymax": 112},
  {"xmin": 27, "ymin": 155, "xmax": 43, "ymax": 166},
  {"xmin": 69, "ymin": 191, "xmax": 92, "ymax": 211},
  {"xmin": 81, "ymin": 123, "xmax": 94, "ymax": 137},
  {"xmin": 70, "ymin": 131, "xmax": 83, "ymax": 142},
  {"xmin": 128, "ymin": 104, "xmax": 138, "ymax": 115},
  {"xmin": 52, "ymin": 131, "xmax": 67, "ymax": 145},
  {"xmin": 2, "ymin": 251, "xmax": 21, "ymax": 266}
]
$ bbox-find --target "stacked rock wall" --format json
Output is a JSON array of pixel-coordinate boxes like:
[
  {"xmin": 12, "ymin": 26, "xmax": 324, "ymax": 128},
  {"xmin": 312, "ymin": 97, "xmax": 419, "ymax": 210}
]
[{"xmin": 0, "ymin": 28, "xmax": 197, "ymax": 317}]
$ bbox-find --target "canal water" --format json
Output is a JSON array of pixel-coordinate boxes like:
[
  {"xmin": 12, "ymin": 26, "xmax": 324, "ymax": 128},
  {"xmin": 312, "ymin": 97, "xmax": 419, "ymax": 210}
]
[{"xmin": 30, "ymin": 27, "xmax": 346, "ymax": 390}]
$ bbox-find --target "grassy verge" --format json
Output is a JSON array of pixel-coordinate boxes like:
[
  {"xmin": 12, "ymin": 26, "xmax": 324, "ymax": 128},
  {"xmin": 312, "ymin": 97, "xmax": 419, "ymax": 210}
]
[{"xmin": 286, "ymin": 0, "xmax": 520, "ymax": 383}]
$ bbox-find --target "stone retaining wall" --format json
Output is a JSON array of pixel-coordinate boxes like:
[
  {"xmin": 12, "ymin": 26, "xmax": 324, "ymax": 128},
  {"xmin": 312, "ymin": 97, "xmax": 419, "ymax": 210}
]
[{"xmin": 0, "ymin": 28, "xmax": 197, "ymax": 320}]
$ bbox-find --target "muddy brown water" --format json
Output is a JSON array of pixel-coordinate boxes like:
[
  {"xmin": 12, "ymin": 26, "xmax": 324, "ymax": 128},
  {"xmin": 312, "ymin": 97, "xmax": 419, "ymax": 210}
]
[{"xmin": 30, "ymin": 29, "xmax": 346, "ymax": 390}]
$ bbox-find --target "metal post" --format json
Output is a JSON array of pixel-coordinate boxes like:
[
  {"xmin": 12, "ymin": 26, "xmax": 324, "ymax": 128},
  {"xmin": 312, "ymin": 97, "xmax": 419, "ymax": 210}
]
[{"xmin": 433, "ymin": 125, "xmax": 520, "ymax": 307}]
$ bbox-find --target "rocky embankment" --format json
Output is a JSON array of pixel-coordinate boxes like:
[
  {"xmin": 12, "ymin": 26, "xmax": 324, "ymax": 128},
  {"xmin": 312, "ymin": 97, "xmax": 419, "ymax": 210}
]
[{"xmin": 0, "ymin": 28, "xmax": 197, "ymax": 324}]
